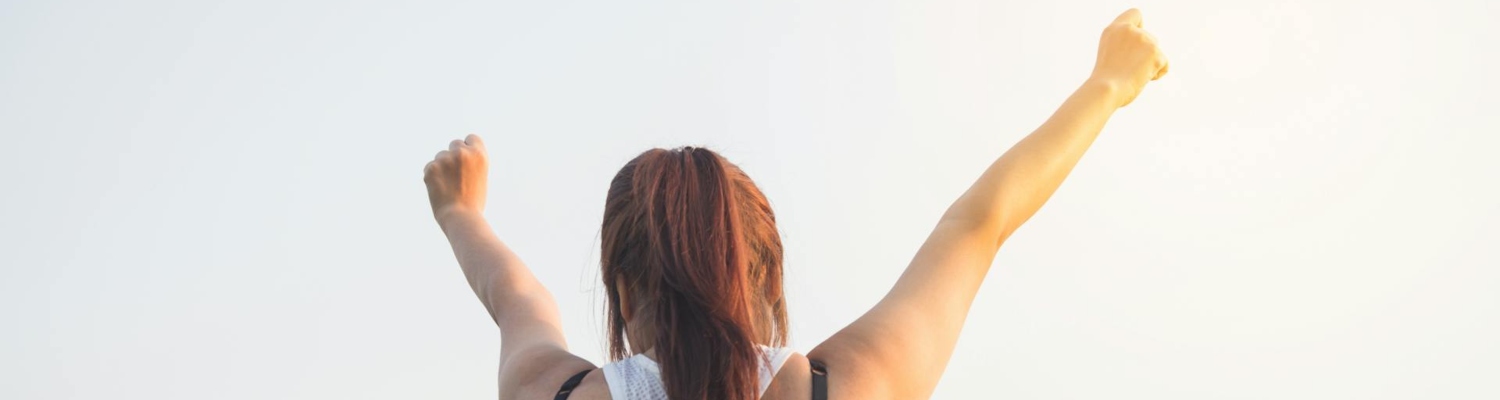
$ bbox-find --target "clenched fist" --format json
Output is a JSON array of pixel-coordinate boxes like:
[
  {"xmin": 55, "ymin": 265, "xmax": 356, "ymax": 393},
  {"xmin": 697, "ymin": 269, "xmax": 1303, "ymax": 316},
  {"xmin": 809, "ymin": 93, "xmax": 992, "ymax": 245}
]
[
  {"xmin": 1089, "ymin": 9, "xmax": 1170, "ymax": 108},
  {"xmin": 424, "ymin": 134, "xmax": 488, "ymax": 222}
]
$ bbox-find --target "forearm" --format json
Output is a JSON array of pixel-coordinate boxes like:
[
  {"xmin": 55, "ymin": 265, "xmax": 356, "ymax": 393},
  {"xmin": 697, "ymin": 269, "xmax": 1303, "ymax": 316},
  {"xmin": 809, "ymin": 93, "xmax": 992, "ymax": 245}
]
[
  {"xmin": 837, "ymin": 79, "xmax": 1122, "ymax": 398},
  {"xmin": 812, "ymin": 11, "xmax": 1167, "ymax": 398},
  {"xmin": 943, "ymin": 79, "xmax": 1121, "ymax": 246},
  {"xmin": 438, "ymin": 210, "xmax": 565, "ymax": 341},
  {"xmin": 891, "ymin": 79, "xmax": 1122, "ymax": 337}
]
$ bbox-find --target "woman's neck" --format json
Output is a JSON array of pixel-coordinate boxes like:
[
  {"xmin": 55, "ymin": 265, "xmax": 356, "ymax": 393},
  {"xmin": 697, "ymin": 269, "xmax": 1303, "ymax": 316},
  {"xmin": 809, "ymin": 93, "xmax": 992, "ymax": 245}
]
[{"xmin": 624, "ymin": 316, "xmax": 657, "ymax": 359}]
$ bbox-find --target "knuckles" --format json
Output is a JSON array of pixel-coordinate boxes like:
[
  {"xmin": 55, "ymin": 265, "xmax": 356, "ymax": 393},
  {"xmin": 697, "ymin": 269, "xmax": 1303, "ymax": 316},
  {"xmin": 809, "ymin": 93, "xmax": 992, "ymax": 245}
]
[{"xmin": 425, "ymin": 138, "xmax": 488, "ymax": 177}]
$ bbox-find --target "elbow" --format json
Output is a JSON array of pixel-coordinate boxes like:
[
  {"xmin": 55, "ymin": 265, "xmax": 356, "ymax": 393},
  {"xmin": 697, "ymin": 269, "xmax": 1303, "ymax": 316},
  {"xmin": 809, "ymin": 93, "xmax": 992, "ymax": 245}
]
[{"xmin": 937, "ymin": 206, "xmax": 1016, "ymax": 250}]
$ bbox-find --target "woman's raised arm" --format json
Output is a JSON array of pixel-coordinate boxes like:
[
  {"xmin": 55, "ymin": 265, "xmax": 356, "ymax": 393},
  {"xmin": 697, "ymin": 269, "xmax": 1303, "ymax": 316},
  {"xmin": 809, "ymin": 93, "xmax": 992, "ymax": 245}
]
[
  {"xmin": 807, "ymin": 9, "xmax": 1169, "ymax": 399},
  {"xmin": 424, "ymin": 135, "xmax": 592, "ymax": 398}
]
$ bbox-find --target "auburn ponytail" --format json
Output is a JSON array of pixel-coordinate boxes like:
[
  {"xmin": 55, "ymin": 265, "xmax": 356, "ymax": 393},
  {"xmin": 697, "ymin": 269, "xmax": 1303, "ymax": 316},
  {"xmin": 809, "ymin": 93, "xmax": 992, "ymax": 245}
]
[{"xmin": 601, "ymin": 147, "xmax": 787, "ymax": 400}]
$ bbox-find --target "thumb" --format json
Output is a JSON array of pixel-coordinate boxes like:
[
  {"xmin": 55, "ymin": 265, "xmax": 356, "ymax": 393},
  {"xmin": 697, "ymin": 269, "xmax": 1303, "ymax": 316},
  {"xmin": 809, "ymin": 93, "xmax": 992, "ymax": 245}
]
[
  {"xmin": 464, "ymin": 134, "xmax": 486, "ymax": 152},
  {"xmin": 1113, "ymin": 8, "xmax": 1143, "ymax": 28}
]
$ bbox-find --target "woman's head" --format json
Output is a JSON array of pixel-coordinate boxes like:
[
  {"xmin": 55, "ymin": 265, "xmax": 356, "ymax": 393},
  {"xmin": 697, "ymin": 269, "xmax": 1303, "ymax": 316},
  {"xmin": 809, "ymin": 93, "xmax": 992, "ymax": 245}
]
[{"xmin": 600, "ymin": 146, "xmax": 786, "ymax": 400}]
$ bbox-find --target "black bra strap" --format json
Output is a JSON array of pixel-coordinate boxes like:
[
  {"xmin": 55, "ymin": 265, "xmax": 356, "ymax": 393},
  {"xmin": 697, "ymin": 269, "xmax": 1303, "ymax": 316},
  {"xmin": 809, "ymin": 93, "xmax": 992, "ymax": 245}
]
[
  {"xmin": 553, "ymin": 369, "xmax": 592, "ymax": 400},
  {"xmin": 810, "ymin": 359, "xmax": 829, "ymax": 400}
]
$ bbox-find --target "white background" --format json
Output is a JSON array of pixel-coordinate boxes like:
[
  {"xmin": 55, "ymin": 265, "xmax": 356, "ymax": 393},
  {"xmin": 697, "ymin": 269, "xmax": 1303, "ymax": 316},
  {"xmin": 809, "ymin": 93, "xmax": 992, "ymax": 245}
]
[{"xmin": 2, "ymin": 0, "xmax": 1497, "ymax": 398}]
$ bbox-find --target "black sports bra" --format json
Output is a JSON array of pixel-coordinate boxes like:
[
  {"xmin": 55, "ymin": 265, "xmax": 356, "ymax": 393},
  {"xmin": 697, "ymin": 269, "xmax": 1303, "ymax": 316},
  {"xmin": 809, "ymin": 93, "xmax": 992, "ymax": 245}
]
[{"xmin": 553, "ymin": 359, "xmax": 829, "ymax": 400}]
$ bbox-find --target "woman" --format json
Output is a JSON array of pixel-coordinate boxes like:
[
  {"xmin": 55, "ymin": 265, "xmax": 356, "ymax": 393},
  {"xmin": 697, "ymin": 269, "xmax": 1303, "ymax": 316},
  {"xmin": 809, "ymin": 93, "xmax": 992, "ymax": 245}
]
[{"xmin": 423, "ymin": 9, "xmax": 1168, "ymax": 400}]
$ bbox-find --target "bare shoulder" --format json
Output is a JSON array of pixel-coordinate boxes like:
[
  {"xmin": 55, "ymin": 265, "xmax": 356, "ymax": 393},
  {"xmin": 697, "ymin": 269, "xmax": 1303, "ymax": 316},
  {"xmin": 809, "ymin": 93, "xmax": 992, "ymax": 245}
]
[
  {"xmin": 518, "ymin": 366, "xmax": 609, "ymax": 400},
  {"xmin": 560, "ymin": 368, "xmax": 611, "ymax": 400},
  {"xmin": 767, "ymin": 349, "xmax": 895, "ymax": 400},
  {"xmin": 807, "ymin": 336, "xmax": 902, "ymax": 400},
  {"xmin": 499, "ymin": 345, "xmax": 598, "ymax": 399},
  {"xmin": 763, "ymin": 352, "xmax": 810, "ymax": 400}
]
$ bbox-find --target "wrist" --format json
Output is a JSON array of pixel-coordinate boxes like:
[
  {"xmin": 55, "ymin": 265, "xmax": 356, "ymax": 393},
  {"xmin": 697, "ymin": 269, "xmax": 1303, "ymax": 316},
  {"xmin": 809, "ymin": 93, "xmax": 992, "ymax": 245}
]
[
  {"xmin": 1079, "ymin": 77, "xmax": 1124, "ymax": 108},
  {"xmin": 434, "ymin": 205, "xmax": 484, "ymax": 231}
]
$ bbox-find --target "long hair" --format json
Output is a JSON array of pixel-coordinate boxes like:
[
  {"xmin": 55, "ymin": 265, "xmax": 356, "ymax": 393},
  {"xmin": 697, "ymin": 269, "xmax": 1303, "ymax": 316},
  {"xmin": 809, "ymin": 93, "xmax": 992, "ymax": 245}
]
[{"xmin": 600, "ymin": 147, "xmax": 787, "ymax": 400}]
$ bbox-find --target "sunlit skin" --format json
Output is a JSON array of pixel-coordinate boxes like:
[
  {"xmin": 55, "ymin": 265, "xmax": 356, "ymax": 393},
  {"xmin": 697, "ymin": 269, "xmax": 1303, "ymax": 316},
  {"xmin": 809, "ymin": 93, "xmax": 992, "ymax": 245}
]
[{"xmin": 424, "ymin": 8, "xmax": 1168, "ymax": 400}]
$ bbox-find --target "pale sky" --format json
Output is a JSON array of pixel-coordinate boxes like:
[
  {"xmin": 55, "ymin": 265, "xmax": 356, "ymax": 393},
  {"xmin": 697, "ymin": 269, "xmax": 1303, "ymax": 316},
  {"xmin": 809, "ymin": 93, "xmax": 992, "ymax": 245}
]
[{"xmin": 2, "ymin": 0, "xmax": 1497, "ymax": 398}]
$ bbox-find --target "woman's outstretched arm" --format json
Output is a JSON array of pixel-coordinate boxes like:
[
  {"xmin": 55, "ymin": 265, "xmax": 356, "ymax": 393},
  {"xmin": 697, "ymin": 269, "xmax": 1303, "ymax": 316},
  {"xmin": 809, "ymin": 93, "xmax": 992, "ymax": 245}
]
[
  {"xmin": 808, "ymin": 9, "xmax": 1169, "ymax": 399},
  {"xmin": 424, "ymin": 135, "xmax": 592, "ymax": 398}
]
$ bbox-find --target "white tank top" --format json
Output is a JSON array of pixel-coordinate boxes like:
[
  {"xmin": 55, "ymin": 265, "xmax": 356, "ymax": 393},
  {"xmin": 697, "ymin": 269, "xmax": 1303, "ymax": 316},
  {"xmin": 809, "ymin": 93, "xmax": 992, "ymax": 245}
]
[{"xmin": 600, "ymin": 346, "xmax": 797, "ymax": 400}]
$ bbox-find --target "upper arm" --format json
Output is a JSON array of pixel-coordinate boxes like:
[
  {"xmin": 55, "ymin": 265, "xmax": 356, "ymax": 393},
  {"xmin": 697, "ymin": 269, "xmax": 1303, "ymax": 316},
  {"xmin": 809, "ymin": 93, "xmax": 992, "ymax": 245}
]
[
  {"xmin": 438, "ymin": 215, "xmax": 595, "ymax": 397},
  {"xmin": 481, "ymin": 262, "xmax": 597, "ymax": 398},
  {"xmin": 809, "ymin": 217, "xmax": 1003, "ymax": 399},
  {"xmin": 808, "ymin": 74, "xmax": 1126, "ymax": 398},
  {"xmin": 487, "ymin": 276, "xmax": 598, "ymax": 398}
]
